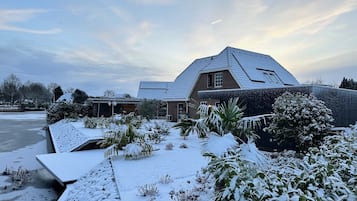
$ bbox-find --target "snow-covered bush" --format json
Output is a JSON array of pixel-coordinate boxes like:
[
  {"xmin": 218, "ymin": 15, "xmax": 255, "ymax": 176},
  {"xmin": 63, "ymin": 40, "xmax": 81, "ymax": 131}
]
[
  {"xmin": 203, "ymin": 127, "xmax": 357, "ymax": 201},
  {"xmin": 173, "ymin": 118, "xmax": 197, "ymax": 139},
  {"xmin": 197, "ymin": 98, "xmax": 270, "ymax": 141},
  {"xmin": 265, "ymin": 92, "xmax": 334, "ymax": 153},
  {"xmin": 99, "ymin": 124, "xmax": 135, "ymax": 149},
  {"xmin": 179, "ymin": 143, "xmax": 188, "ymax": 149},
  {"xmin": 83, "ymin": 117, "xmax": 98, "ymax": 128},
  {"xmin": 204, "ymin": 148, "xmax": 269, "ymax": 201},
  {"xmin": 47, "ymin": 102, "xmax": 93, "ymax": 124},
  {"xmin": 123, "ymin": 141, "xmax": 153, "ymax": 159},
  {"xmin": 169, "ymin": 189, "xmax": 200, "ymax": 201},
  {"xmin": 165, "ymin": 143, "xmax": 174, "ymax": 150},
  {"xmin": 138, "ymin": 184, "xmax": 159, "ymax": 197},
  {"xmin": 153, "ymin": 120, "xmax": 170, "ymax": 135},
  {"xmin": 159, "ymin": 174, "xmax": 173, "ymax": 184}
]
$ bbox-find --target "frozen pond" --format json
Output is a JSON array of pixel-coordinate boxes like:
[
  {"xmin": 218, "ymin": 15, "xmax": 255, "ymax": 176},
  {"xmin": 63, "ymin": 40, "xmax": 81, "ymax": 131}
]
[
  {"xmin": 0, "ymin": 111, "xmax": 59, "ymax": 201},
  {"xmin": 0, "ymin": 111, "xmax": 46, "ymax": 152}
]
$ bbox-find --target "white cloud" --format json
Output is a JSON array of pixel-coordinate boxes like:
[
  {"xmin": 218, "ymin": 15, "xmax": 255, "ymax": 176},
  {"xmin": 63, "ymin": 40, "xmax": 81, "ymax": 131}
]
[
  {"xmin": 211, "ymin": 19, "xmax": 222, "ymax": 25},
  {"xmin": 0, "ymin": 9, "xmax": 62, "ymax": 34}
]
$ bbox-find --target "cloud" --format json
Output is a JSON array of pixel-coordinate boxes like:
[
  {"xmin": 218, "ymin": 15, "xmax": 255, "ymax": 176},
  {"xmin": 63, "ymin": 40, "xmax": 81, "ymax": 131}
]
[
  {"xmin": 0, "ymin": 44, "xmax": 161, "ymax": 96},
  {"xmin": 0, "ymin": 9, "xmax": 62, "ymax": 34},
  {"xmin": 261, "ymin": 0, "xmax": 357, "ymax": 38},
  {"xmin": 211, "ymin": 19, "xmax": 222, "ymax": 25}
]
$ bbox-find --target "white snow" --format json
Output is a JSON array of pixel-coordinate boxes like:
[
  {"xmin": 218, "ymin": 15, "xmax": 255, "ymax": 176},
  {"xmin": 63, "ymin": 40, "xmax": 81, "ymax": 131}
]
[
  {"xmin": 0, "ymin": 112, "xmax": 46, "ymax": 120},
  {"xmin": 0, "ymin": 186, "xmax": 57, "ymax": 201},
  {"xmin": 113, "ymin": 131, "xmax": 208, "ymax": 201},
  {"xmin": 0, "ymin": 140, "xmax": 48, "ymax": 171},
  {"xmin": 0, "ymin": 111, "xmax": 57, "ymax": 201},
  {"xmin": 49, "ymin": 120, "xmax": 104, "ymax": 153},
  {"xmin": 203, "ymin": 132, "xmax": 238, "ymax": 156},
  {"xmin": 36, "ymin": 149, "xmax": 106, "ymax": 184},
  {"xmin": 38, "ymin": 118, "xmax": 357, "ymax": 201},
  {"xmin": 58, "ymin": 159, "xmax": 120, "ymax": 201},
  {"xmin": 57, "ymin": 92, "xmax": 73, "ymax": 103},
  {"xmin": 240, "ymin": 138, "xmax": 268, "ymax": 168},
  {"xmin": 137, "ymin": 47, "xmax": 300, "ymax": 100}
]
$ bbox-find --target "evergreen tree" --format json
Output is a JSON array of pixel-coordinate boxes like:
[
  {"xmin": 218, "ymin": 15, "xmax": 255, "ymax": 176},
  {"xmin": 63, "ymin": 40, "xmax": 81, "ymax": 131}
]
[
  {"xmin": 53, "ymin": 86, "xmax": 64, "ymax": 101},
  {"xmin": 72, "ymin": 89, "xmax": 88, "ymax": 104},
  {"xmin": 339, "ymin": 77, "xmax": 357, "ymax": 90}
]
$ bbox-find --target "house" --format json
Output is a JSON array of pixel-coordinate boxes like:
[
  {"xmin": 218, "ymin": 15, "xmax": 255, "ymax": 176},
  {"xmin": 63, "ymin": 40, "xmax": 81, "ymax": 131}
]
[
  {"xmin": 87, "ymin": 96, "xmax": 141, "ymax": 117},
  {"xmin": 137, "ymin": 46, "xmax": 300, "ymax": 121}
]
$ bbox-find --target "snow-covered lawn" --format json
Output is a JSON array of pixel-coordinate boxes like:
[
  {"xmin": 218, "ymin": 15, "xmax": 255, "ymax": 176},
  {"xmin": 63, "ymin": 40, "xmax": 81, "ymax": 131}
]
[{"xmin": 113, "ymin": 132, "xmax": 209, "ymax": 201}]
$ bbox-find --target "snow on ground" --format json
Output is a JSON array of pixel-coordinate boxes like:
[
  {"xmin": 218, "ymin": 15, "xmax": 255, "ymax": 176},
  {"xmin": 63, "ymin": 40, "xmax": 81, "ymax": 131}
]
[
  {"xmin": 0, "ymin": 140, "xmax": 48, "ymax": 171},
  {"xmin": 0, "ymin": 111, "xmax": 46, "ymax": 120},
  {"xmin": 52, "ymin": 120, "xmax": 212, "ymax": 201},
  {"xmin": 49, "ymin": 120, "xmax": 104, "ymax": 153},
  {"xmin": 113, "ymin": 130, "xmax": 209, "ymax": 201},
  {"xmin": 0, "ymin": 111, "xmax": 58, "ymax": 201},
  {"xmin": 58, "ymin": 159, "xmax": 120, "ymax": 201},
  {"xmin": 0, "ymin": 186, "xmax": 56, "ymax": 201}
]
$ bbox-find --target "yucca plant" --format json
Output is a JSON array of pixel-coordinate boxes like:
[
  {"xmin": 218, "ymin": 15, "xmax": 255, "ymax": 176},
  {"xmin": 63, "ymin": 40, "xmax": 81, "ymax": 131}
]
[
  {"xmin": 197, "ymin": 98, "xmax": 271, "ymax": 142},
  {"xmin": 173, "ymin": 118, "xmax": 196, "ymax": 139},
  {"xmin": 197, "ymin": 98, "xmax": 244, "ymax": 137}
]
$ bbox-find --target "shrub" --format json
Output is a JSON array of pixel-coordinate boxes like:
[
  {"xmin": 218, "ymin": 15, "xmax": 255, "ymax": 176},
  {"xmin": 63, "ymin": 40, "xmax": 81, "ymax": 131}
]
[
  {"xmin": 203, "ymin": 128, "xmax": 357, "ymax": 201},
  {"xmin": 165, "ymin": 143, "xmax": 174, "ymax": 150},
  {"xmin": 179, "ymin": 143, "xmax": 188, "ymax": 149},
  {"xmin": 83, "ymin": 117, "xmax": 98, "ymax": 128},
  {"xmin": 196, "ymin": 98, "xmax": 270, "ymax": 141},
  {"xmin": 159, "ymin": 174, "xmax": 173, "ymax": 184},
  {"xmin": 47, "ymin": 102, "xmax": 93, "ymax": 124},
  {"xmin": 138, "ymin": 184, "xmax": 159, "ymax": 197},
  {"xmin": 169, "ymin": 189, "xmax": 200, "ymax": 201},
  {"xmin": 123, "ymin": 141, "xmax": 153, "ymax": 160},
  {"xmin": 265, "ymin": 92, "xmax": 334, "ymax": 153}
]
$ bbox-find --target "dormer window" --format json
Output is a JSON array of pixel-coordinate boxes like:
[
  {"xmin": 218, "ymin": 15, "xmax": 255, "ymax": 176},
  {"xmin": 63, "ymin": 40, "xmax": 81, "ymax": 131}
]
[
  {"xmin": 215, "ymin": 72, "xmax": 223, "ymax": 88},
  {"xmin": 258, "ymin": 69, "xmax": 281, "ymax": 84}
]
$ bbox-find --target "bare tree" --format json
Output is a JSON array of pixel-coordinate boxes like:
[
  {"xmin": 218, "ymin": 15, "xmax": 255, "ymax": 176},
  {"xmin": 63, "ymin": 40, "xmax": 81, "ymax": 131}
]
[
  {"xmin": 1, "ymin": 74, "xmax": 21, "ymax": 104},
  {"xmin": 104, "ymin": 89, "xmax": 115, "ymax": 97}
]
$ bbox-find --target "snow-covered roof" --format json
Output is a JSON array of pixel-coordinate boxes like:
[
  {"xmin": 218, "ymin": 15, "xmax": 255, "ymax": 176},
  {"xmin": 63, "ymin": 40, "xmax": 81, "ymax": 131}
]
[
  {"xmin": 49, "ymin": 120, "xmax": 104, "ymax": 153},
  {"xmin": 57, "ymin": 93, "xmax": 73, "ymax": 103},
  {"xmin": 137, "ymin": 46, "xmax": 299, "ymax": 100},
  {"xmin": 137, "ymin": 81, "xmax": 171, "ymax": 100},
  {"xmin": 165, "ymin": 56, "xmax": 214, "ymax": 100},
  {"xmin": 36, "ymin": 149, "xmax": 106, "ymax": 185}
]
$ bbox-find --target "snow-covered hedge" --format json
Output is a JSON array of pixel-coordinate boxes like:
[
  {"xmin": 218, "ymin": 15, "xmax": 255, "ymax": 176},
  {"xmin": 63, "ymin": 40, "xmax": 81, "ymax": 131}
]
[
  {"xmin": 265, "ymin": 92, "xmax": 334, "ymax": 152},
  {"xmin": 203, "ymin": 126, "xmax": 357, "ymax": 201}
]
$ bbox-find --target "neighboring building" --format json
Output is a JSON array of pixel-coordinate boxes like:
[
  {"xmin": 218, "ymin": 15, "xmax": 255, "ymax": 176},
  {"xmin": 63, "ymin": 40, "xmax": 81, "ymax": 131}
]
[
  {"xmin": 137, "ymin": 46, "xmax": 300, "ymax": 121},
  {"xmin": 87, "ymin": 96, "xmax": 140, "ymax": 117}
]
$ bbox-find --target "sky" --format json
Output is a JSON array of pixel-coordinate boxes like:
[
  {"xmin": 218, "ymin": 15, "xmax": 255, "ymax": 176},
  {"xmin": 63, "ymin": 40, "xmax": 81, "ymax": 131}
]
[{"xmin": 0, "ymin": 0, "xmax": 356, "ymax": 97}]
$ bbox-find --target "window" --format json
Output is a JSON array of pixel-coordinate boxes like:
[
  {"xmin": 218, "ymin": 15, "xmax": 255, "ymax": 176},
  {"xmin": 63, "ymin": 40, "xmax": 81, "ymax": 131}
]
[
  {"xmin": 261, "ymin": 70, "xmax": 281, "ymax": 84},
  {"xmin": 178, "ymin": 103, "xmax": 184, "ymax": 114},
  {"xmin": 215, "ymin": 72, "xmax": 223, "ymax": 88},
  {"xmin": 207, "ymin": 74, "xmax": 213, "ymax": 87}
]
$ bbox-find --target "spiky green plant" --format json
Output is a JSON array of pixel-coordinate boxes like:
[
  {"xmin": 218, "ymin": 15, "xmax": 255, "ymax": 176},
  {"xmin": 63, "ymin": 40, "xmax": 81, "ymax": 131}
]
[{"xmin": 173, "ymin": 118, "xmax": 196, "ymax": 139}]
